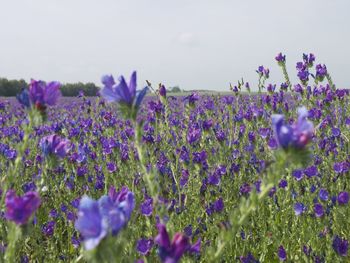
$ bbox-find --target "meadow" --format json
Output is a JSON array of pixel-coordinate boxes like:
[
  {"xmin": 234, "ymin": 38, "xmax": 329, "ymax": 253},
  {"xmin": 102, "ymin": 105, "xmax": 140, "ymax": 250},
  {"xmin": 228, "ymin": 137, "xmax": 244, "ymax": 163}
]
[{"xmin": 0, "ymin": 53, "xmax": 349, "ymax": 262}]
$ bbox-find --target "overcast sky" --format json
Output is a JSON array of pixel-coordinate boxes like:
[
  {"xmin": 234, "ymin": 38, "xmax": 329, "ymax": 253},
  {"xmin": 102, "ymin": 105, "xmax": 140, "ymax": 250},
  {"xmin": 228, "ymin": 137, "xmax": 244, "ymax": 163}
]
[{"xmin": 0, "ymin": 0, "xmax": 349, "ymax": 91}]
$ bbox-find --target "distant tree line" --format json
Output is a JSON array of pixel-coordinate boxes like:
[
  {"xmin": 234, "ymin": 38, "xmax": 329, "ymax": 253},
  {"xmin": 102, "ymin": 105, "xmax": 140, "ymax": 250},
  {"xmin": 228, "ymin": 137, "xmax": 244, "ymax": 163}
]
[
  {"xmin": 167, "ymin": 86, "xmax": 182, "ymax": 93},
  {"xmin": 0, "ymin": 78, "xmax": 99, "ymax": 97}
]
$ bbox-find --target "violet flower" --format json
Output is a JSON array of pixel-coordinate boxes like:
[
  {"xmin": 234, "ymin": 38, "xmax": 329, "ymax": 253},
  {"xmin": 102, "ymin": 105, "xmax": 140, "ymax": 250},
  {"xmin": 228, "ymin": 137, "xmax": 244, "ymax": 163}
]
[
  {"xmin": 275, "ymin": 52, "xmax": 286, "ymax": 63},
  {"xmin": 272, "ymin": 106, "xmax": 314, "ymax": 150},
  {"xmin": 5, "ymin": 190, "xmax": 41, "ymax": 225},
  {"xmin": 75, "ymin": 187, "xmax": 135, "ymax": 250},
  {"xmin": 74, "ymin": 196, "xmax": 108, "ymax": 250},
  {"xmin": 278, "ymin": 245, "xmax": 287, "ymax": 261},
  {"xmin": 100, "ymin": 71, "xmax": 148, "ymax": 118},
  {"xmin": 17, "ymin": 80, "xmax": 61, "ymax": 111},
  {"xmin": 40, "ymin": 134, "xmax": 72, "ymax": 158},
  {"xmin": 155, "ymin": 224, "xmax": 200, "ymax": 263},
  {"xmin": 332, "ymin": 236, "xmax": 348, "ymax": 256}
]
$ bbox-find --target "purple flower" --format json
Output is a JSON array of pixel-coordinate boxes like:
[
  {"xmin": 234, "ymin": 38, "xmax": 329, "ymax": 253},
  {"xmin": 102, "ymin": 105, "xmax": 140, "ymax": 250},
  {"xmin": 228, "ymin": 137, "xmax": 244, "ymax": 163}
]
[
  {"xmin": 337, "ymin": 191, "xmax": 349, "ymax": 205},
  {"xmin": 314, "ymin": 203, "xmax": 324, "ymax": 217},
  {"xmin": 155, "ymin": 224, "xmax": 199, "ymax": 263},
  {"xmin": 42, "ymin": 221, "xmax": 56, "ymax": 237},
  {"xmin": 16, "ymin": 88, "xmax": 30, "ymax": 108},
  {"xmin": 213, "ymin": 198, "xmax": 224, "ymax": 212},
  {"xmin": 40, "ymin": 134, "xmax": 71, "ymax": 158},
  {"xmin": 332, "ymin": 128, "xmax": 341, "ymax": 137},
  {"xmin": 187, "ymin": 92, "xmax": 200, "ymax": 104},
  {"xmin": 332, "ymin": 236, "xmax": 348, "ymax": 256},
  {"xmin": 319, "ymin": 188, "xmax": 329, "ymax": 201},
  {"xmin": 267, "ymin": 84, "xmax": 276, "ymax": 93},
  {"xmin": 107, "ymin": 162, "xmax": 117, "ymax": 173},
  {"xmin": 187, "ymin": 125, "xmax": 202, "ymax": 144},
  {"xmin": 275, "ymin": 53, "xmax": 286, "ymax": 63},
  {"xmin": 294, "ymin": 203, "xmax": 306, "ymax": 216},
  {"xmin": 74, "ymin": 196, "xmax": 108, "ymax": 250},
  {"xmin": 256, "ymin": 66, "xmax": 269, "ymax": 78},
  {"xmin": 240, "ymin": 252, "xmax": 259, "ymax": 263},
  {"xmin": 99, "ymin": 186, "xmax": 135, "ymax": 235},
  {"xmin": 278, "ymin": 245, "xmax": 287, "ymax": 261},
  {"xmin": 100, "ymin": 71, "xmax": 148, "ymax": 113},
  {"xmin": 278, "ymin": 179, "xmax": 288, "ymax": 189},
  {"xmin": 272, "ymin": 106, "xmax": 313, "ymax": 150},
  {"xmin": 315, "ymin": 64, "xmax": 327, "ymax": 81},
  {"xmin": 304, "ymin": 166, "xmax": 318, "ymax": 178},
  {"xmin": 29, "ymin": 80, "xmax": 61, "ymax": 110},
  {"xmin": 5, "ymin": 190, "xmax": 41, "ymax": 225},
  {"xmin": 75, "ymin": 187, "xmax": 135, "ymax": 250},
  {"xmin": 140, "ymin": 198, "xmax": 153, "ymax": 216},
  {"xmin": 159, "ymin": 85, "xmax": 167, "ymax": 97},
  {"xmin": 137, "ymin": 238, "xmax": 153, "ymax": 255},
  {"xmin": 297, "ymin": 70, "xmax": 309, "ymax": 82}
]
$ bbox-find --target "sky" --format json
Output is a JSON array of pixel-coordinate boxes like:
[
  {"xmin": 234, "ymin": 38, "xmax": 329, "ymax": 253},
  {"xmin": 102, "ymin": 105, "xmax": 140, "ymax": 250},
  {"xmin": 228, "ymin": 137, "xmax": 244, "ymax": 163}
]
[{"xmin": 0, "ymin": 0, "xmax": 349, "ymax": 91}]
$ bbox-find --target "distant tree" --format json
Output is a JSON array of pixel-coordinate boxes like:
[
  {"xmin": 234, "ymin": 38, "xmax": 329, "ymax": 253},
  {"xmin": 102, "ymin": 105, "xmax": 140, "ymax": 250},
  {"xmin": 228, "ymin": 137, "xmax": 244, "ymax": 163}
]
[{"xmin": 169, "ymin": 86, "xmax": 182, "ymax": 93}]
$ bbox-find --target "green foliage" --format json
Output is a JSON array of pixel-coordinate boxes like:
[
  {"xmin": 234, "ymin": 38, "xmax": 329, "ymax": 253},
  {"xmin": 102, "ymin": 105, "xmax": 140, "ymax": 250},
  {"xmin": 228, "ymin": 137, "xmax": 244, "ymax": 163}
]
[{"xmin": 0, "ymin": 77, "xmax": 99, "ymax": 97}]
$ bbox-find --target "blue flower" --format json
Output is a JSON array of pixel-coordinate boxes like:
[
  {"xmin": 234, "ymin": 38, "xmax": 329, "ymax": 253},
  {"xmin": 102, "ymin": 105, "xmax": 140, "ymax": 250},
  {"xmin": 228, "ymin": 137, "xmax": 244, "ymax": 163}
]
[
  {"xmin": 99, "ymin": 187, "xmax": 135, "ymax": 235},
  {"xmin": 294, "ymin": 203, "xmax": 306, "ymax": 216},
  {"xmin": 100, "ymin": 71, "xmax": 148, "ymax": 115},
  {"xmin": 333, "ymin": 235, "xmax": 348, "ymax": 256},
  {"xmin": 74, "ymin": 187, "xmax": 135, "ymax": 250},
  {"xmin": 74, "ymin": 196, "xmax": 108, "ymax": 250},
  {"xmin": 16, "ymin": 88, "xmax": 31, "ymax": 108},
  {"xmin": 272, "ymin": 106, "xmax": 313, "ymax": 150}
]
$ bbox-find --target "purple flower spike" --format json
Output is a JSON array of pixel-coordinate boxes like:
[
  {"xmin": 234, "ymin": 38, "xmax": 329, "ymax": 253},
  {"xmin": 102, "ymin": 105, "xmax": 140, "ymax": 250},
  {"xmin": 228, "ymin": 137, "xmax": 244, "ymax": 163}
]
[{"xmin": 5, "ymin": 190, "xmax": 41, "ymax": 225}]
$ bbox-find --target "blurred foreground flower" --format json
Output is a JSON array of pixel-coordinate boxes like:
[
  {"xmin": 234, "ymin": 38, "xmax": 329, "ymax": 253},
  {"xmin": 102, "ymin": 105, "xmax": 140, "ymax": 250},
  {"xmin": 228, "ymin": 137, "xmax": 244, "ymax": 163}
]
[
  {"xmin": 272, "ymin": 106, "xmax": 314, "ymax": 150},
  {"xmin": 75, "ymin": 186, "xmax": 135, "ymax": 250},
  {"xmin": 17, "ymin": 80, "xmax": 61, "ymax": 113},
  {"xmin": 155, "ymin": 223, "xmax": 200, "ymax": 263},
  {"xmin": 100, "ymin": 71, "xmax": 148, "ymax": 120},
  {"xmin": 5, "ymin": 190, "xmax": 41, "ymax": 225},
  {"xmin": 40, "ymin": 134, "xmax": 72, "ymax": 159}
]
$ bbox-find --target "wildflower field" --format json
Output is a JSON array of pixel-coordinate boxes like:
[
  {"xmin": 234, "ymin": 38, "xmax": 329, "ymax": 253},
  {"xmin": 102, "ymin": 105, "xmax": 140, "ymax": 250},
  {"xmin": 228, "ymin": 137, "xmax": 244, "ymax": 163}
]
[{"xmin": 0, "ymin": 53, "xmax": 349, "ymax": 262}]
